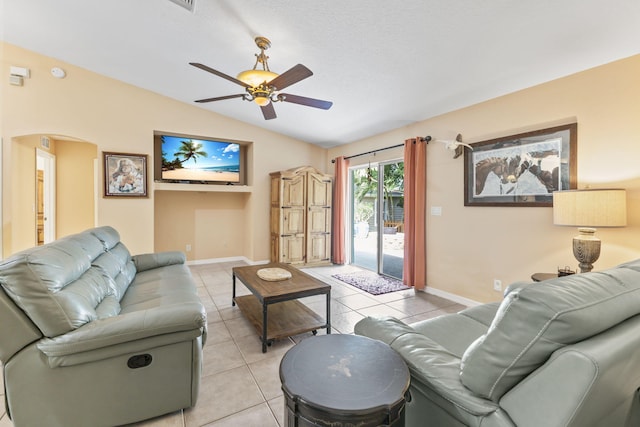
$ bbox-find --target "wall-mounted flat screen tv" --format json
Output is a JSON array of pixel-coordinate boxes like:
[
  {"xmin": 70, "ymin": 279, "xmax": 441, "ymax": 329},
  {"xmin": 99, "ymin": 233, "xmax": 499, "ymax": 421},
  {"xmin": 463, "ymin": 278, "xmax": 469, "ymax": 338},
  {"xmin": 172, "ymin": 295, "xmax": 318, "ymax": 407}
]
[{"xmin": 153, "ymin": 131, "xmax": 247, "ymax": 185}]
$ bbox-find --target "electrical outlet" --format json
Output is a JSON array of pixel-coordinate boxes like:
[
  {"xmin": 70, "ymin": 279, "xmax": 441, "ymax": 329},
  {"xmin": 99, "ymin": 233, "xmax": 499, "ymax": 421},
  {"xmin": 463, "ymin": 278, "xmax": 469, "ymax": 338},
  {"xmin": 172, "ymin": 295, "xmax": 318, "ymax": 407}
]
[
  {"xmin": 186, "ymin": 244, "xmax": 192, "ymax": 252},
  {"xmin": 493, "ymin": 279, "xmax": 502, "ymax": 292}
]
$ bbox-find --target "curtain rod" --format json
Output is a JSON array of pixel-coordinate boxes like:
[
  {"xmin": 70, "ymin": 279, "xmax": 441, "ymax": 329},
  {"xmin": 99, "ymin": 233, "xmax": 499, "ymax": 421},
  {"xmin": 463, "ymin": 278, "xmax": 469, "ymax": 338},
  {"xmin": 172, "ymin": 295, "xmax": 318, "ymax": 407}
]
[{"xmin": 331, "ymin": 136, "xmax": 431, "ymax": 163}]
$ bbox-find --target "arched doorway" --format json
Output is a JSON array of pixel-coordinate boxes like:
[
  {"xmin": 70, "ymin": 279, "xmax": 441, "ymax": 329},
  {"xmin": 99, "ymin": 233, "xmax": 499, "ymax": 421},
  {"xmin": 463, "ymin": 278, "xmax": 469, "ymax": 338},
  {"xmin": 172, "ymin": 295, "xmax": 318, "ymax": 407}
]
[{"xmin": 3, "ymin": 134, "xmax": 98, "ymax": 256}]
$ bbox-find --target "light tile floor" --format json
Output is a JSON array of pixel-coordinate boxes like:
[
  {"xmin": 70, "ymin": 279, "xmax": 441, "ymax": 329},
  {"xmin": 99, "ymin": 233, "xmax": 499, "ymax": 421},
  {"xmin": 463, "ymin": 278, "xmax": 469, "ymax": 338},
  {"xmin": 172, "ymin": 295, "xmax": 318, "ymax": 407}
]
[{"xmin": 0, "ymin": 262, "xmax": 464, "ymax": 427}]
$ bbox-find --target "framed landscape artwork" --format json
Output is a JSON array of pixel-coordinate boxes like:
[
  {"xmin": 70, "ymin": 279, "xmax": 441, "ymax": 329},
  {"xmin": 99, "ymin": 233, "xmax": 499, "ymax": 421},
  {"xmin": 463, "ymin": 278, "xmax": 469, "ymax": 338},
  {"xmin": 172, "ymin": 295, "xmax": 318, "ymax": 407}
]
[
  {"xmin": 103, "ymin": 152, "xmax": 148, "ymax": 197},
  {"xmin": 464, "ymin": 123, "xmax": 577, "ymax": 207}
]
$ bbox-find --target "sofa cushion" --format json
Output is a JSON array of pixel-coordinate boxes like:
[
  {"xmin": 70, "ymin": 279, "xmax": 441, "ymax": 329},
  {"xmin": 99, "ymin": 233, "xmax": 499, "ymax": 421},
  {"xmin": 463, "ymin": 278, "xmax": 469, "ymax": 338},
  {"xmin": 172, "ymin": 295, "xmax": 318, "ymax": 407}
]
[
  {"xmin": 410, "ymin": 303, "xmax": 499, "ymax": 358},
  {"xmin": 120, "ymin": 263, "xmax": 201, "ymax": 312},
  {"xmin": 460, "ymin": 266, "xmax": 640, "ymax": 401},
  {"xmin": 92, "ymin": 244, "xmax": 136, "ymax": 300},
  {"xmin": 0, "ymin": 227, "xmax": 139, "ymax": 338},
  {"xmin": 0, "ymin": 236, "xmax": 119, "ymax": 337},
  {"xmin": 90, "ymin": 226, "xmax": 122, "ymax": 251}
]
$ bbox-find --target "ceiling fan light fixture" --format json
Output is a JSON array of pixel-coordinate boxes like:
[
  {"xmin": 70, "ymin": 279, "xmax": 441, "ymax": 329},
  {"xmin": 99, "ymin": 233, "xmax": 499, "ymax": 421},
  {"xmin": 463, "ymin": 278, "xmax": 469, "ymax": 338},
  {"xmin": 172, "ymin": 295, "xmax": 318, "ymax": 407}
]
[
  {"xmin": 254, "ymin": 95, "xmax": 271, "ymax": 106},
  {"xmin": 236, "ymin": 69, "xmax": 278, "ymax": 88}
]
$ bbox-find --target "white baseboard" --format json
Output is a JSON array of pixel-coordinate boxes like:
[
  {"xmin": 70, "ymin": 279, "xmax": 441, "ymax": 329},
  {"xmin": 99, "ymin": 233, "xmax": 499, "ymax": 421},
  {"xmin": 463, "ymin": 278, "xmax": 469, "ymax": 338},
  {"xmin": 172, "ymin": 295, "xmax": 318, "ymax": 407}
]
[{"xmin": 421, "ymin": 286, "xmax": 482, "ymax": 307}]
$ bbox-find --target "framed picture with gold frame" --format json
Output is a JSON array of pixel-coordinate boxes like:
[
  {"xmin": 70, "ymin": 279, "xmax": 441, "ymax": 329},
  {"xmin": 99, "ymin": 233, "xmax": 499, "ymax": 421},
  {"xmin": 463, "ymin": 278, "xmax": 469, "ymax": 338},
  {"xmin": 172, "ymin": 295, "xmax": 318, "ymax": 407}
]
[
  {"xmin": 464, "ymin": 123, "xmax": 577, "ymax": 207},
  {"xmin": 103, "ymin": 152, "xmax": 148, "ymax": 197}
]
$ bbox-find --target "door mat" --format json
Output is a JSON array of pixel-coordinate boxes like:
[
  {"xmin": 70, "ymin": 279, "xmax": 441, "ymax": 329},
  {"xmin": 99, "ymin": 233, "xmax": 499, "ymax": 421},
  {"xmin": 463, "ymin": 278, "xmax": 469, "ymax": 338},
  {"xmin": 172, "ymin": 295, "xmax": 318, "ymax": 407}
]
[{"xmin": 331, "ymin": 270, "xmax": 410, "ymax": 295}]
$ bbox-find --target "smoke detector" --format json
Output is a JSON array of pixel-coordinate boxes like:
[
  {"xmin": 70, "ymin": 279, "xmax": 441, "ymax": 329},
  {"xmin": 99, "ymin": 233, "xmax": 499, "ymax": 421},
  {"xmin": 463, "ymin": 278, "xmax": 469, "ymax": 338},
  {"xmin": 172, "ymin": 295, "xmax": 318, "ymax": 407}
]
[{"xmin": 51, "ymin": 67, "xmax": 66, "ymax": 79}]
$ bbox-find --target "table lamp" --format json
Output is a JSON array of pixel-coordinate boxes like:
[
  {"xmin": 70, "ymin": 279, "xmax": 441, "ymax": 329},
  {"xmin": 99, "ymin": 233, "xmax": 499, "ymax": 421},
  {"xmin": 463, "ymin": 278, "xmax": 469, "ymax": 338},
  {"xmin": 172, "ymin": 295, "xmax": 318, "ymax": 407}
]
[{"xmin": 553, "ymin": 189, "xmax": 627, "ymax": 273}]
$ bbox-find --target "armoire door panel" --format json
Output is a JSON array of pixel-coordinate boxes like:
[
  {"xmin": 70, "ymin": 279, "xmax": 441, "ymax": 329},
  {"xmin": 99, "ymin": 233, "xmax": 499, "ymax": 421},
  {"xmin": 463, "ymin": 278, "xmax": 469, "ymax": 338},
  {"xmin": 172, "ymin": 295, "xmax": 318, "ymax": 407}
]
[
  {"xmin": 307, "ymin": 234, "xmax": 330, "ymax": 263},
  {"xmin": 308, "ymin": 173, "xmax": 332, "ymax": 207},
  {"xmin": 308, "ymin": 208, "xmax": 331, "ymax": 234},
  {"xmin": 282, "ymin": 208, "xmax": 305, "ymax": 235},
  {"xmin": 282, "ymin": 235, "xmax": 305, "ymax": 264},
  {"xmin": 282, "ymin": 175, "xmax": 306, "ymax": 207}
]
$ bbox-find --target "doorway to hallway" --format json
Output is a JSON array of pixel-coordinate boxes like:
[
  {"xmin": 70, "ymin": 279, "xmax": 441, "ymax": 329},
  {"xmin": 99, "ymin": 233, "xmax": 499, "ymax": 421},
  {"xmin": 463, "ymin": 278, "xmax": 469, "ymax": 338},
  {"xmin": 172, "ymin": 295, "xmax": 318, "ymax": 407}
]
[{"xmin": 36, "ymin": 148, "xmax": 56, "ymax": 245}]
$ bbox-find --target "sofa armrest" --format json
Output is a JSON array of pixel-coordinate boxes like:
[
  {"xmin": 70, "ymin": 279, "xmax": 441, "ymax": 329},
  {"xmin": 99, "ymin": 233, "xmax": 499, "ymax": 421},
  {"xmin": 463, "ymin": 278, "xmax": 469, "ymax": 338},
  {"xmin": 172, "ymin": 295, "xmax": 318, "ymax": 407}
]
[
  {"xmin": 354, "ymin": 315, "xmax": 416, "ymax": 345},
  {"xmin": 0, "ymin": 290, "xmax": 43, "ymax": 363},
  {"xmin": 132, "ymin": 251, "xmax": 186, "ymax": 272},
  {"xmin": 355, "ymin": 317, "xmax": 499, "ymax": 417},
  {"xmin": 37, "ymin": 301, "xmax": 206, "ymax": 358}
]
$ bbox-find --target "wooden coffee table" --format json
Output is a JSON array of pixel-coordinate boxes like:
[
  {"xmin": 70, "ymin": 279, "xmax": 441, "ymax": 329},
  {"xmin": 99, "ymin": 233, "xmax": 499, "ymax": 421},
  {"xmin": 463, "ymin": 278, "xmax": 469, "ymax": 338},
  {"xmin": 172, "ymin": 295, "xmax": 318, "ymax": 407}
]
[{"xmin": 232, "ymin": 263, "xmax": 331, "ymax": 353}]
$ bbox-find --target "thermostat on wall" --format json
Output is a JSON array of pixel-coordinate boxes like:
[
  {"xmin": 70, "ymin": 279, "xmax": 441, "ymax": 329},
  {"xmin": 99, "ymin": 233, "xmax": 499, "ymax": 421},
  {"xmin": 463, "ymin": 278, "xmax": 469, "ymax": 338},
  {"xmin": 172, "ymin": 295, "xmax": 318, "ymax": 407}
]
[{"xmin": 51, "ymin": 67, "xmax": 66, "ymax": 78}]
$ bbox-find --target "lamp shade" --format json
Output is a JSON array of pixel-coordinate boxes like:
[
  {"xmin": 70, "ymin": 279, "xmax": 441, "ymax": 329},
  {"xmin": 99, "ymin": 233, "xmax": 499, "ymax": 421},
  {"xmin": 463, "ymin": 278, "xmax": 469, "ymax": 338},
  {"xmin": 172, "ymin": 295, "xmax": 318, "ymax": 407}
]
[{"xmin": 553, "ymin": 189, "xmax": 627, "ymax": 227}]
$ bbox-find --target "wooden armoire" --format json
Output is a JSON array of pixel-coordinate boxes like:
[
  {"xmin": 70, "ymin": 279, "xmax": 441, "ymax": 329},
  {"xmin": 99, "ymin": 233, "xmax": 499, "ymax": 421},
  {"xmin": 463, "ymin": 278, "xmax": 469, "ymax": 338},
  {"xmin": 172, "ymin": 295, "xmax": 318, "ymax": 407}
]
[{"xmin": 270, "ymin": 166, "xmax": 332, "ymax": 266}]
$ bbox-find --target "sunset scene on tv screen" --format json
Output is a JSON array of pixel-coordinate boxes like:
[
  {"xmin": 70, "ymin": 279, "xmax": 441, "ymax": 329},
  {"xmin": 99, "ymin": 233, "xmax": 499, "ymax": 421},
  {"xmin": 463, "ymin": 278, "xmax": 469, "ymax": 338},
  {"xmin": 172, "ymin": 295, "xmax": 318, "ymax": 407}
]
[{"xmin": 160, "ymin": 135, "xmax": 240, "ymax": 183}]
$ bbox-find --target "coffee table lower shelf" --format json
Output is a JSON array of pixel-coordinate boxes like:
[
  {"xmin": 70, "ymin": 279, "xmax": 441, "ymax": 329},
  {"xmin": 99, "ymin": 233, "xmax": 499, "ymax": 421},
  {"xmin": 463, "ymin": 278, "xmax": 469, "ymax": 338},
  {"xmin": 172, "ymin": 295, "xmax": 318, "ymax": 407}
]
[{"xmin": 234, "ymin": 295, "xmax": 327, "ymax": 350}]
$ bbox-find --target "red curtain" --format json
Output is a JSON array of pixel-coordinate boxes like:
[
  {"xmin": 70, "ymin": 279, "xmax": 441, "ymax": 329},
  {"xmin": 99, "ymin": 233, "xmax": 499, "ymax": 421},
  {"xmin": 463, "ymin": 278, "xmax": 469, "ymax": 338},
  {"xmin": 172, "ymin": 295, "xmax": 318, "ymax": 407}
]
[
  {"xmin": 403, "ymin": 138, "xmax": 427, "ymax": 289},
  {"xmin": 332, "ymin": 156, "xmax": 349, "ymax": 264}
]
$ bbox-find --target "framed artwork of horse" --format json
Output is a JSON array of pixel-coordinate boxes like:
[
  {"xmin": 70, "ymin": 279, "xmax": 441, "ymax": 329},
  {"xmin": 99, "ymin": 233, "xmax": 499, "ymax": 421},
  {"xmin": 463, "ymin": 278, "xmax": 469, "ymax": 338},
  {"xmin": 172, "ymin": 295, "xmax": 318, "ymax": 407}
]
[
  {"xmin": 464, "ymin": 123, "xmax": 577, "ymax": 206},
  {"xmin": 103, "ymin": 152, "xmax": 148, "ymax": 197}
]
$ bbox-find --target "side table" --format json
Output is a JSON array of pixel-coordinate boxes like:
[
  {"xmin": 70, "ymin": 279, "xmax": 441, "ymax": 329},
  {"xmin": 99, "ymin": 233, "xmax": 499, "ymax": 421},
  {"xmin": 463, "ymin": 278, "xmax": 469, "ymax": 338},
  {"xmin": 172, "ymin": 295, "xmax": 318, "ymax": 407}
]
[
  {"xmin": 531, "ymin": 272, "xmax": 558, "ymax": 282},
  {"xmin": 280, "ymin": 334, "xmax": 410, "ymax": 426}
]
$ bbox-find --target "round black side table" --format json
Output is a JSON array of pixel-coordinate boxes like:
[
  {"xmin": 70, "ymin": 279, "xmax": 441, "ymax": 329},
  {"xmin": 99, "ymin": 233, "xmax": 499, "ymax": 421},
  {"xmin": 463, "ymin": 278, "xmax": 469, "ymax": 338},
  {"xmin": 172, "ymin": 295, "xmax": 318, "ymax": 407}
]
[{"xmin": 279, "ymin": 334, "xmax": 410, "ymax": 427}]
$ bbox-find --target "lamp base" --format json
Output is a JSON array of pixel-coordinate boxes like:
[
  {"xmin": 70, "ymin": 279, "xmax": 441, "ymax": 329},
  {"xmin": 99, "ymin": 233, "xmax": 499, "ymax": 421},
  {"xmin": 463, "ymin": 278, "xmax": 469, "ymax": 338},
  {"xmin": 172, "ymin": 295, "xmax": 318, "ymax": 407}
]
[{"xmin": 573, "ymin": 227, "xmax": 601, "ymax": 273}]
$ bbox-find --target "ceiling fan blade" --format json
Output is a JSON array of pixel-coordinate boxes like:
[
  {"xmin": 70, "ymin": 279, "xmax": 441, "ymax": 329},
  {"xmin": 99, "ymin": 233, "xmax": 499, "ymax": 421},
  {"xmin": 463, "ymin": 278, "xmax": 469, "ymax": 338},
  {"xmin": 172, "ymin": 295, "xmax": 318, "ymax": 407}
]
[
  {"xmin": 189, "ymin": 62, "xmax": 250, "ymax": 88},
  {"xmin": 268, "ymin": 64, "xmax": 313, "ymax": 91},
  {"xmin": 195, "ymin": 94, "xmax": 245, "ymax": 103},
  {"xmin": 261, "ymin": 102, "xmax": 277, "ymax": 120},
  {"xmin": 280, "ymin": 93, "xmax": 333, "ymax": 110}
]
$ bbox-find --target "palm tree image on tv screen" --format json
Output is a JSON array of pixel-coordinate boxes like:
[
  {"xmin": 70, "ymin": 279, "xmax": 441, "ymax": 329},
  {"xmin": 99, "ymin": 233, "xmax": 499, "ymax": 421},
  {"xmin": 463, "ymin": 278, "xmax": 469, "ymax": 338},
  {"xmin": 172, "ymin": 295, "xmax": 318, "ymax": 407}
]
[{"xmin": 159, "ymin": 135, "xmax": 241, "ymax": 184}]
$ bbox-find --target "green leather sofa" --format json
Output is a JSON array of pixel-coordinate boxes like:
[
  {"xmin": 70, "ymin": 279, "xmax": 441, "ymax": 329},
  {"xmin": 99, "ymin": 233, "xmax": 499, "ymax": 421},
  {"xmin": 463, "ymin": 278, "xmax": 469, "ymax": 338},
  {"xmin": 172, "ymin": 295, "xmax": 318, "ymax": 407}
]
[
  {"xmin": 0, "ymin": 226, "xmax": 207, "ymax": 427},
  {"xmin": 355, "ymin": 260, "xmax": 640, "ymax": 426}
]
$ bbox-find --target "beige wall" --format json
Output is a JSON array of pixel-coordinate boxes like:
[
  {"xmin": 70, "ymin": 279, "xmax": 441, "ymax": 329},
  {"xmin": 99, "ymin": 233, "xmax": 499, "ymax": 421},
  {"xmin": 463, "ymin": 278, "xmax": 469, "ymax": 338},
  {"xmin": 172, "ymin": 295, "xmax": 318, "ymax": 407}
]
[
  {"xmin": 2, "ymin": 42, "xmax": 327, "ymax": 259},
  {"xmin": 55, "ymin": 139, "xmax": 97, "ymax": 238},
  {"xmin": 154, "ymin": 191, "xmax": 250, "ymax": 260},
  {"xmin": 329, "ymin": 54, "xmax": 640, "ymax": 303}
]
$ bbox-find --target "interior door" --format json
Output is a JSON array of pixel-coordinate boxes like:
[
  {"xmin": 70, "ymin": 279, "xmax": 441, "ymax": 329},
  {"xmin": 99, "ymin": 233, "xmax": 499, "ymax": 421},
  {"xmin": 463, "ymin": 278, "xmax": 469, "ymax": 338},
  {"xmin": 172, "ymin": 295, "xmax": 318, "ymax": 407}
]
[
  {"xmin": 36, "ymin": 149, "xmax": 56, "ymax": 245},
  {"xmin": 36, "ymin": 170, "xmax": 45, "ymax": 245}
]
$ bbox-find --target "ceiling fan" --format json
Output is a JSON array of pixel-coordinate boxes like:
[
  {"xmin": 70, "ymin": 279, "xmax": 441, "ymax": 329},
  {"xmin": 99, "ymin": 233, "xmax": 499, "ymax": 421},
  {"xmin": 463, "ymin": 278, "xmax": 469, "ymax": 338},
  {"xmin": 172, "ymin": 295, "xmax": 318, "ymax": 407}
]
[{"xmin": 190, "ymin": 36, "xmax": 333, "ymax": 120}]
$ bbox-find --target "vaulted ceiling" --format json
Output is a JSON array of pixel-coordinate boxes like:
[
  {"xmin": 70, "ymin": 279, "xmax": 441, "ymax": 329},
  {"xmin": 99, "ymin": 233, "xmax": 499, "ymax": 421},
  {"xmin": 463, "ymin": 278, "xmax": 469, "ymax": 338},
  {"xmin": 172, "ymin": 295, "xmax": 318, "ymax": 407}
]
[{"xmin": 3, "ymin": 0, "xmax": 639, "ymax": 147}]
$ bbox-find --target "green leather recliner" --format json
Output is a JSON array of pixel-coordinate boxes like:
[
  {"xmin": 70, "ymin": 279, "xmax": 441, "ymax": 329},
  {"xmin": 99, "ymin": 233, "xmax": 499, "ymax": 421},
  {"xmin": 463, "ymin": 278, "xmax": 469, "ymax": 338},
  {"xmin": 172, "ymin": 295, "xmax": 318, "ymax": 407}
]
[
  {"xmin": 355, "ymin": 260, "xmax": 640, "ymax": 426},
  {"xmin": 0, "ymin": 226, "xmax": 207, "ymax": 427}
]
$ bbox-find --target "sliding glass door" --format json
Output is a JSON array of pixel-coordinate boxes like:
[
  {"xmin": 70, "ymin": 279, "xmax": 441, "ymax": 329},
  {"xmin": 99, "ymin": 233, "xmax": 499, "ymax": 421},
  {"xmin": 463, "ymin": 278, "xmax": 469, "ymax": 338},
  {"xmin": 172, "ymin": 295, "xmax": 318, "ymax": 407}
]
[
  {"xmin": 351, "ymin": 165, "xmax": 379, "ymax": 272},
  {"xmin": 350, "ymin": 160, "xmax": 404, "ymax": 279},
  {"xmin": 380, "ymin": 161, "xmax": 404, "ymax": 278}
]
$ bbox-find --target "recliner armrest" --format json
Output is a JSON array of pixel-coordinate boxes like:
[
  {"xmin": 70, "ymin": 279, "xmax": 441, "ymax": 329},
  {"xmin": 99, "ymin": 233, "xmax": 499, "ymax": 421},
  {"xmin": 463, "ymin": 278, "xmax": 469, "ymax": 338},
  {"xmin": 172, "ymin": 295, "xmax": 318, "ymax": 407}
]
[
  {"xmin": 37, "ymin": 301, "xmax": 206, "ymax": 358},
  {"xmin": 355, "ymin": 316, "xmax": 499, "ymax": 417},
  {"xmin": 0, "ymin": 290, "xmax": 43, "ymax": 363},
  {"xmin": 132, "ymin": 251, "xmax": 186, "ymax": 272},
  {"xmin": 354, "ymin": 315, "xmax": 416, "ymax": 345}
]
